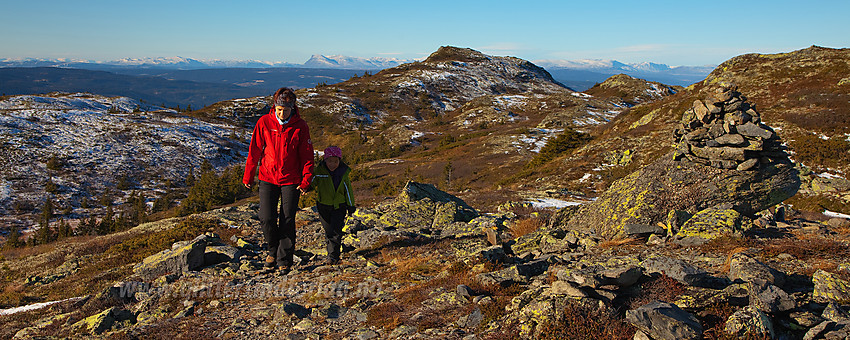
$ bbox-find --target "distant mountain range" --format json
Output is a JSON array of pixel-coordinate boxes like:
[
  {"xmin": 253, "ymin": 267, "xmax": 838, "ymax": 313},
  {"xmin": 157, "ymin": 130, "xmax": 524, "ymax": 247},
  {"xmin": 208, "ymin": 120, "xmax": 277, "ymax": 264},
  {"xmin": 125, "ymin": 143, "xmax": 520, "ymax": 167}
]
[
  {"xmin": 0, "ymin": 55, "xmax": 413, "ymax": 71},
  {"xmin": 1, "ymin": 54, "xmax": 713, "ymax": 86},
  {"xmin": 0, "ymin": 54, "xmax": 714, "ymax": 107},
  {"xmin": 534, "ymin": 59, "xmax": 715, "ymax": 89}
]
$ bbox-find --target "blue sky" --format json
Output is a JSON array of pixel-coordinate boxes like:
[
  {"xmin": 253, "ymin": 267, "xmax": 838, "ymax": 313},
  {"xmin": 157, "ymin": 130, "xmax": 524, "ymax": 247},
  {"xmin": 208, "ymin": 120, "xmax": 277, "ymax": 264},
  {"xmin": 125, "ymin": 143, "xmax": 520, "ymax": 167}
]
[{"xmin": 1, "ymin": 0, "xmax": 847, "ymax": 66}]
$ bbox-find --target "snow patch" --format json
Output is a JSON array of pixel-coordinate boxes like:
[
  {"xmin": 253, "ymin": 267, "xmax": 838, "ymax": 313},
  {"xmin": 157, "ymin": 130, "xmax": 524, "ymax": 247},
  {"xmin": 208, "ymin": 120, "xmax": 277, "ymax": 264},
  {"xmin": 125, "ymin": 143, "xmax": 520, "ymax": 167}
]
[
  {"xmin": 818, "ymin": 172, "xmax": 844, "ymax": 179},
  {"xmin": 0, "ymin": 297, "xmax": 85, "ymax": 316},
  {"xmin": 824, "ymin": 210, "xmax": 850, "ymax": 220},
  {"xmin": 526, "ymin": 198, "xmax": 584, "ymax": 209},
  {"xmin": 0, "ymin": 179, "xmax": 10, "ymax": 200},
  {"xmin": 493, "ymin": 95, "xmax": 528, "ymax": 108}
]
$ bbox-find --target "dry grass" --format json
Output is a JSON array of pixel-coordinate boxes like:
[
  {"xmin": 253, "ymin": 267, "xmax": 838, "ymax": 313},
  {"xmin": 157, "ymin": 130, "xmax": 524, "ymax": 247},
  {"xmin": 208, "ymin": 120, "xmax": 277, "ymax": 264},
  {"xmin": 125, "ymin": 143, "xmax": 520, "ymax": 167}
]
[
  {"xmin": 697, "ymin": 235, "xmax": 759, "ymax": 254},
  {"xmin": 625, "ymin": 274, "xmax": 689, "ymax": 310},
  {"xmin": 701, "ymin": 301, "xmax": 773, "ymax": 340},
  {"xmin": 0, "ymin": 216, "xmax": 235, "ymax": 312},
  {"xmin": 719, "ymin": 247, "xmax": 754, "ymax": 273},
  {"xmin": 509, "ymin": 217, "xmax": 545, "ymax": 239},
  {"xmin": 366, "ymin": 301, "xmax": 405, "ymax": 331},
  {"xmin": 762, "ymin": 236, "xmax": 850, "ymax": 261},
  {"xmin": 534, "ymin": 300, "xmax": 636, "ymax": 340}
]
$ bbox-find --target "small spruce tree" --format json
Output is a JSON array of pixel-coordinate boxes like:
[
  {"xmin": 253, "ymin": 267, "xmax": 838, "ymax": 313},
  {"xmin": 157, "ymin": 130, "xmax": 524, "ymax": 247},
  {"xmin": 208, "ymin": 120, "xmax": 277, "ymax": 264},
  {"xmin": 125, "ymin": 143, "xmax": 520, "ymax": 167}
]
[
  {"xmin": 4, "ymin": 226, "xmax": 22, "ymax": 249},
  {"xmin": 57, "ymin": 218, "xmax": 72, "ymax": 239}
]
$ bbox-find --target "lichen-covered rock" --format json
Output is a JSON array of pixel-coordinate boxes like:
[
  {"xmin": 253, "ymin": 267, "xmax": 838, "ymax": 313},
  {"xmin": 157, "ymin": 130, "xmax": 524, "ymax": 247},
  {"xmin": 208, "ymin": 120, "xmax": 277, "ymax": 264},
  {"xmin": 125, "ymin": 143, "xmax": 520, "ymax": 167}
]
[
  {"xmin": 665, "ymin": 209, "xmax": 692, "ymax": 235},
  {"xmin": 511, "ymin": 224, "xmax": 586, "ymax": 256},
  {"xmin": 804, "ymin": 321, "xmax": 850, "ymax": 340},
  {"xmin": 812, "ymin": 269, "xmax": 850, "ymax": 303},
  {"xmin": 476, "ymin": 266, "xmax": 528, "ymax": 287},
  {"xmin": 674, "ymin": 207, "xmax": 746, "ymax": 246},
  {"xmin": 421, "ymin": 287, "xmax": 466, "ymax": 311},
  {"xmin": 725, "ymin": 305, "xmax": 775, "ymax": 338},
  {"xmin": 344, "ymin": 228, "xmax": 426, "ymax": 252},
  {"xmin": 69, "ymin": 307, "xmax": 134, "ymax": 335},
  {"xmin": 388, "ymin": 181, "xmax": 478, "ymax": 222},
  {"xmin": 625, "ymin": 301, "xmax": 703, "ymax": 340},
  {"xmin": 505, "ymin": 292, "xmax": 603, "ymax": 340},
  {"xmin": 565, "ymin": 151, "xmax": 799, "ymax": 240},
  {"xmin": 822, "ymin": 302, "xmax": 850, "ymax": 323},
  {"xmin": 133, "ymin": 234, "xmax": 208, "ymax": 281},
  {"xmin": 346, "ymin": 181, "xmax": 479, "ymax": 239}
]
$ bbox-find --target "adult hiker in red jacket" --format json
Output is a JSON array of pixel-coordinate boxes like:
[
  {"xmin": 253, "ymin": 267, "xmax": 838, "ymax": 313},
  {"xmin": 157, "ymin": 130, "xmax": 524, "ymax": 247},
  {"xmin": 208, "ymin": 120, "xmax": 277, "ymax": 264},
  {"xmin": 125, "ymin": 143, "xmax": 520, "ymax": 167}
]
[{"xmin": 243, "ymin": 87, "xmax": 314, "ymax": 273}]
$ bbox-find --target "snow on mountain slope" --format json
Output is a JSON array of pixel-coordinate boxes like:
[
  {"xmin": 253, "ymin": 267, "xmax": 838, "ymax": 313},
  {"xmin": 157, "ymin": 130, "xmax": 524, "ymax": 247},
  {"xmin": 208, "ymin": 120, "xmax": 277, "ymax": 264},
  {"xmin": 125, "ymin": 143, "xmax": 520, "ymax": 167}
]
[
  {"xmin": 0, "ymin": 93, "xmax": 247, "ymax": 227},
  {"xmin": 303, "ymin": 54, "xmax": 415, "ymax": 69}
]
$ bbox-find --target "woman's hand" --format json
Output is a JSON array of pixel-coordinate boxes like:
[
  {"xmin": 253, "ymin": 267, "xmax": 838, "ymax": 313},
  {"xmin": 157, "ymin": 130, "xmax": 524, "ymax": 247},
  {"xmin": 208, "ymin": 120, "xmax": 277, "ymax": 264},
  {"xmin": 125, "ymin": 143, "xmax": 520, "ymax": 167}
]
[{"xmin": 244, "ymin": 183, "xmax": 253, "ymax": 189}]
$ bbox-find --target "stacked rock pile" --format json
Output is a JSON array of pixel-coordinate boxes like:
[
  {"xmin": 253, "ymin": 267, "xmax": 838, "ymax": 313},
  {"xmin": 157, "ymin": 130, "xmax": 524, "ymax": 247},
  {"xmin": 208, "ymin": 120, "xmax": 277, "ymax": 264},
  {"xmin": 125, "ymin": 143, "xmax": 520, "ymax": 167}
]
[{"xmin": 673, "ymin": 84, "xmax": 787, "ymax": 171}]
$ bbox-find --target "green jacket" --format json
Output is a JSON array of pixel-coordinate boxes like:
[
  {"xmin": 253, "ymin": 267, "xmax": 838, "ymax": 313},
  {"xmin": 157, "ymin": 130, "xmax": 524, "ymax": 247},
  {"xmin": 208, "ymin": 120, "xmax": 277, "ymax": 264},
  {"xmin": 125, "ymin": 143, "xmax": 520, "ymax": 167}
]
[{"xmin": 310, "ymin": 160, "xmax": 355, "ymax": 209}]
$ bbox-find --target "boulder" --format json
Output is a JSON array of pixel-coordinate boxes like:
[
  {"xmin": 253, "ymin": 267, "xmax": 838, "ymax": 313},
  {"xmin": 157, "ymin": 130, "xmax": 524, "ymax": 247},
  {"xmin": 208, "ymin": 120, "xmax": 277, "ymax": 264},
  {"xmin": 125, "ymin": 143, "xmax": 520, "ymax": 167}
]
[
  {"xmin": 625, "ymin": 301, "xmax": 703, "ymax": 340},
  {"xmin": 346, "ymin": 181, "xmax": 479, "ymax": 238},
  {"xmin": 476, "ymin": 266, "xmax": 528, "ymax": 287},
  {"xmin": 569, "ymin": 264, "xmax": 643, "ymax": 289},
  {"xmin": 728, "ymin": 252, "xmax": 787, "ymax": 286},
  {"xmin": 70, "ymin": 307, "xmax": 134, "ymax": 335},
  {"xmin": 133, "ymin": 234, "xmax": 208, "ymax": 281},
  {"xmin": 204, "ymin": 245, "xmax": 243, "ymax": 266},
  {"xmin": 385, "ymin": 181, "xmax": 478, "ymax": 224},
  {"xmin": 344, "ymin": 228, "xmax": 426, "ymax": 252},
  {"xmin": 455, "ymin": 307, "xmax": 483, "ymax": 328},
  {"xmin": 641, "ymin": 256, "xmax": 708, "ymax": 286},
  {"xmin": 565, "ymin": 151, "xmax": 799, "ymax": 240},
  {"xmin": 804, "ymin": 321, "xmax": 850, "ymax": 340},
  {"xmin": 823, "ymin": 302, "xmax": 850, "ymax": 323},
  {"xmin": 748, "ymin": 280, "xmax": 795, "ymax": 313},
  {"xmin": 724, "ymin": 305, "xmax": 775, "ymax": 338},
  {"xmin": 812, "ymin": 270, "xmax": 850, "ymax": 303},
  {"xmin": 673, "ymin": 207, "xmax": 746, "ymax": 246},
  {"xmin": 624, "ymin": 223, "xmax": 665, "ymax": 237}
]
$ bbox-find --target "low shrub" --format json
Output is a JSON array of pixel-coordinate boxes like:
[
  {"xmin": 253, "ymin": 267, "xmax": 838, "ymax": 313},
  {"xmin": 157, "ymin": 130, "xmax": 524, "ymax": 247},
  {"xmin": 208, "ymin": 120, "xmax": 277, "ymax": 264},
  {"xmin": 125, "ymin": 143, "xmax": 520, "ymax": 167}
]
[
  {"xmin": 527, "ymin": 128, "xmax": 592, "ymax": 168},
  {"xmin": 536, "ymin": 300, "xmax": 636, "ymax": 340},
  {"xmin": 787, "ymin": 132, "xmax": 850, "ymax": 170}
]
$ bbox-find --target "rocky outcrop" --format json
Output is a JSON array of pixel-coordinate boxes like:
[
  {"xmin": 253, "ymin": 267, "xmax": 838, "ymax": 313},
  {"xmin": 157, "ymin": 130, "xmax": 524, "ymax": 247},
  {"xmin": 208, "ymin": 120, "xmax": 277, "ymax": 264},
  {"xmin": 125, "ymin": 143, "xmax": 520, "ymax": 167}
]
[
  {"xmin": 3, "ymin": 182, "xmax": 848, "ymax": 340},
  {"xmin": 343, "ymin": 181, "xmax": 482, "ymax": 252},
  {"xmin": 133, "ymin": 234, "xmax": 211, "ymax": 281},
  {"xmin": 565, "ymin": 149, "xmax": 800, "ymax": 239},
  {"xmin": 565, "ymin": 86, "xmax": 801, "ymax": 240}
]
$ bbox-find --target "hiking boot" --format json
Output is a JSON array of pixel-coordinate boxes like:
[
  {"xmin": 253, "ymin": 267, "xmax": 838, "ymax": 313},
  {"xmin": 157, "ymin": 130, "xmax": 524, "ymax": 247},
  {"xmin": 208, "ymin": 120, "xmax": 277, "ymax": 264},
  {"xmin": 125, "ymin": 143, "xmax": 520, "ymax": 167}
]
[
  {"xmin": 264, "ymin": 255, "xmax": 276, "ymax": 268},
  {"xmin": 278, "ymin": 266, "xmax": 291, "ymax": 275},
  {"xmin": 324, "ymin": 257, "xmax": 340, "ymax": 266}
]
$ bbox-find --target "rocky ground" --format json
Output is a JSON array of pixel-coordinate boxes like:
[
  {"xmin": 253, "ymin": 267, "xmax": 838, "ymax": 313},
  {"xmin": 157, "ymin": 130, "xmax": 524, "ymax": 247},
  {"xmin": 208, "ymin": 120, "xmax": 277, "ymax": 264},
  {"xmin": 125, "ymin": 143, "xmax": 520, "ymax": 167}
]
[{"xmin": 2, "ymin": 181, "xmax": 850, "ymax": 339}]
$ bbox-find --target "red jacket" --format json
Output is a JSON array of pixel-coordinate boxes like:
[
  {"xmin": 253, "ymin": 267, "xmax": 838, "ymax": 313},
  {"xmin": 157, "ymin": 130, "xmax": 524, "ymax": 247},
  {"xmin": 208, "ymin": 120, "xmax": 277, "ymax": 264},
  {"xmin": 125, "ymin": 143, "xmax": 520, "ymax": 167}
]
[{"xmin": 243, "ymin": 109, "xmax": 314, "ymax": 189}]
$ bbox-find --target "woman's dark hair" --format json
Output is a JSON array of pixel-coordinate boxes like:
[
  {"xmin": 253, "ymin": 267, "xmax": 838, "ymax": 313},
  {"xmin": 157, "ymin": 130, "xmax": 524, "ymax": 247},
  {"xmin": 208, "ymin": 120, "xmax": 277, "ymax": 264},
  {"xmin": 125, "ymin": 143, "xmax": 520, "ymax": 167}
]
[{"xmin": 272, "ymin": 87, "xmax": 299, "ymax": 114}]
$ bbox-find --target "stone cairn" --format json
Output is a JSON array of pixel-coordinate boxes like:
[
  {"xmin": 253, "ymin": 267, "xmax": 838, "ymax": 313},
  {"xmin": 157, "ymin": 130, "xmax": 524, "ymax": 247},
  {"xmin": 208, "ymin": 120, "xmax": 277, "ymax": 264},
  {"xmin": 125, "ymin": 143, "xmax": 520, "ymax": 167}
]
[{"xmin": 673, "ymin": 84, "xmax": 787, "ymax": 170}]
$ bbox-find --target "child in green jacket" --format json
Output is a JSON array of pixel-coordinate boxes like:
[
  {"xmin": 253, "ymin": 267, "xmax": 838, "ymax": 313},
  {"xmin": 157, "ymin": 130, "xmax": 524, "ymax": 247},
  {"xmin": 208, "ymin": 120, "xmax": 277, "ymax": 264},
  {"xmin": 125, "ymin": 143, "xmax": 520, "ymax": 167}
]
[{"xmin": 311, "ymin": 146, "xmax": 356, "ymax": 265}]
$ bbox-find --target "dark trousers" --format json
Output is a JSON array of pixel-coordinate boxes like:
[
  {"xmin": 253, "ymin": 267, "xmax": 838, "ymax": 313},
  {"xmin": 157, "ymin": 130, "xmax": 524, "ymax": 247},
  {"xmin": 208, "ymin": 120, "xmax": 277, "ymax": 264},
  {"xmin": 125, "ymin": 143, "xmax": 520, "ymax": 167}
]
[
  {"xmin": 259, "ymin": 181, "xmax": 300, "ymax": 266},
  {"xmin": 317, "ymin": 203, "xmax": 347, "ymax": 260}
]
